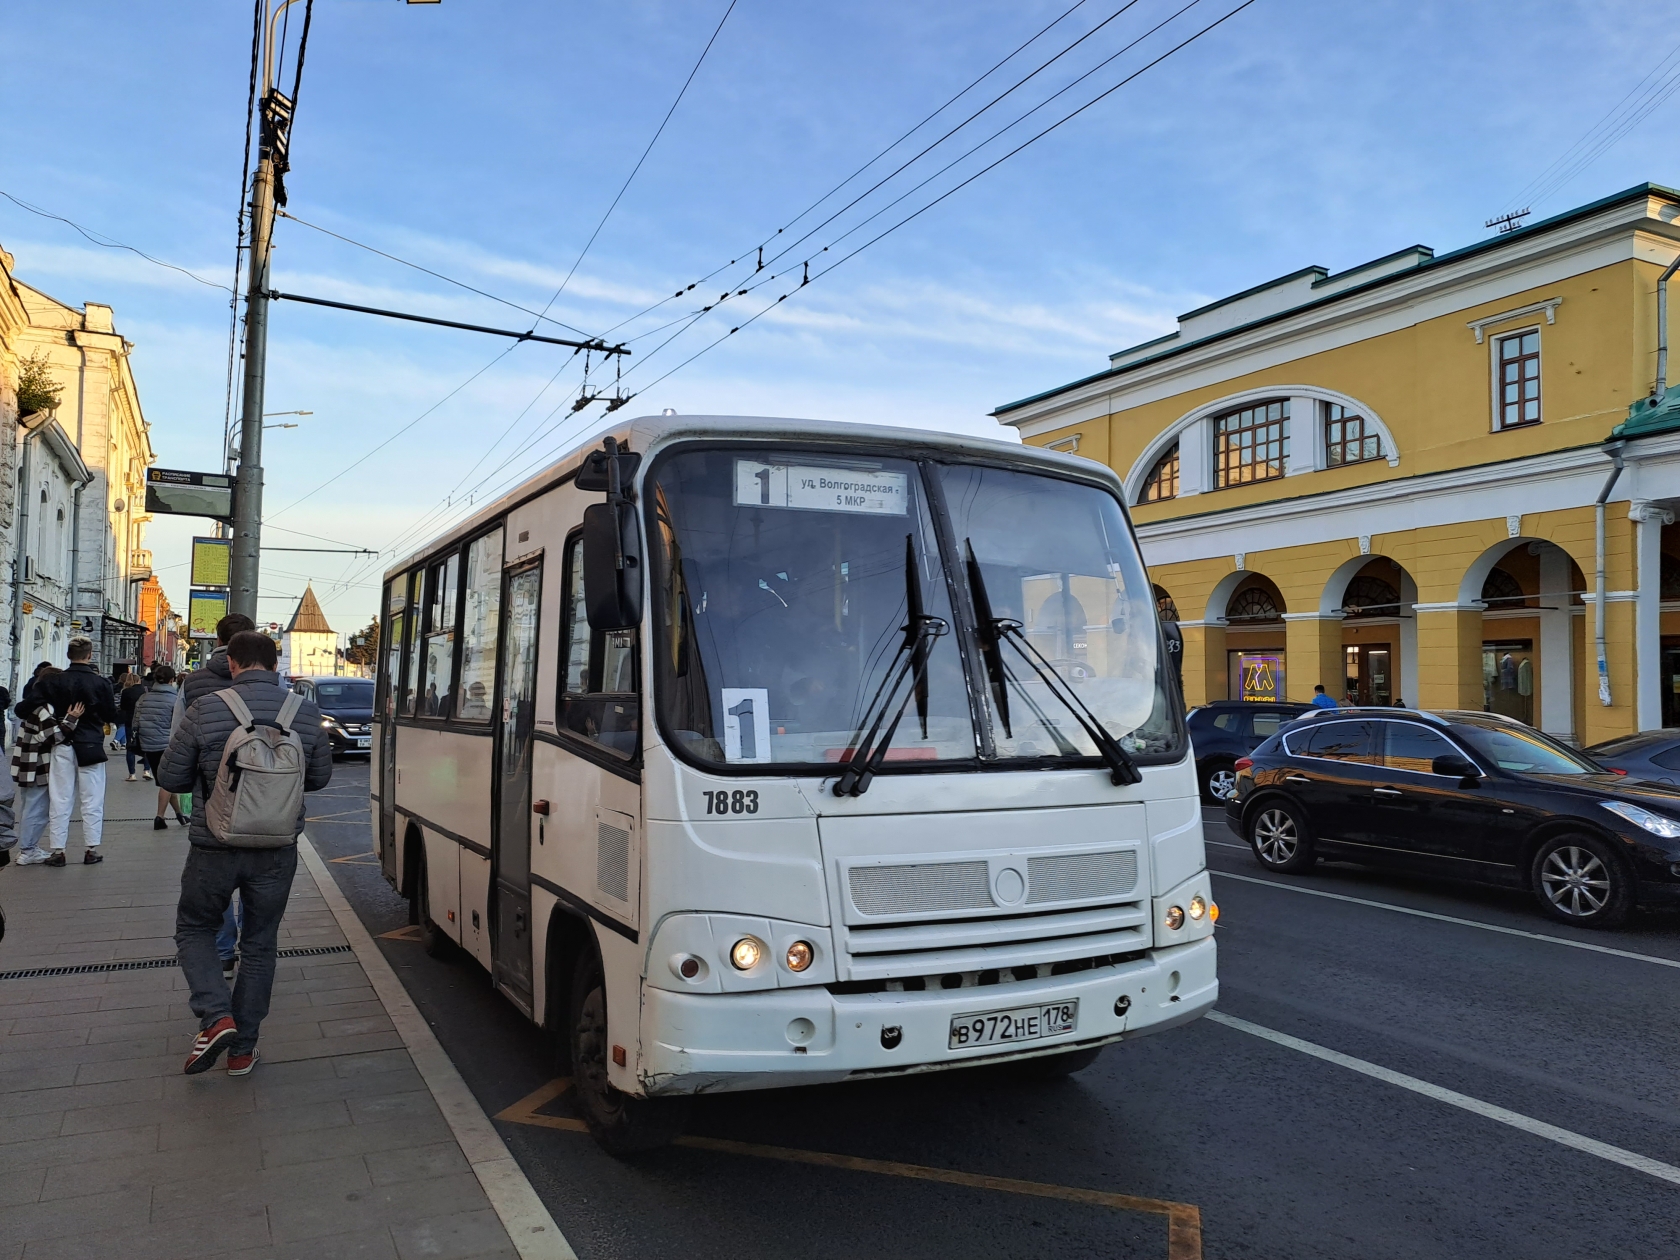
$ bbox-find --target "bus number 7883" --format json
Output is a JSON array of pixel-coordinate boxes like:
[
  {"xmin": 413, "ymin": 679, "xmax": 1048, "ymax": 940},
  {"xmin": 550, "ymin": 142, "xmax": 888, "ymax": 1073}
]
[{"xmin": 701, "ymin": 790, "xmax": 759, "ymax": 816}]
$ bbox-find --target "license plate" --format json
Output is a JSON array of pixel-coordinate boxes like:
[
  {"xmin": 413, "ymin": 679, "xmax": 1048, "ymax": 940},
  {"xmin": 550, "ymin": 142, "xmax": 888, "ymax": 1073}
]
[
  {"xmin": 949, "ymin": 999, "xmax": 1078, "ymax": 1050},
  {"xmin": 355, "ymin": 737, "xmax": 370, "ymax": 748}
]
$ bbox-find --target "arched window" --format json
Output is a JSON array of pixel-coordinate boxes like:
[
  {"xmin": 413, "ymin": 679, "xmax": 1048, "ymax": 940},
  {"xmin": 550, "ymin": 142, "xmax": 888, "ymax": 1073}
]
[
  {"xmin": 1214, "ymin": 400, "xmax": 1289, "ymax": 488},
  {"xmin": 1228, "ymin": 587, "xmax": 1282, "ymax": 623},
  {"xmin": 1481, "ymin": 567, "xmax": 1527, "ymax": 609},
  {"xmin": 1325, "ymin": 403, "xmax": 1382, "ymax": 466},
  {"xmin": 1152, "ymin": 584, "xmax": 1179, "ymax": 622},
  {"xmin": 1138, "ymin": 443, "xmax": 1178, "ymax": 504},
  {"xmin": 1342, "ymin": 575, "xmax": 1399, "ymax": 617}
]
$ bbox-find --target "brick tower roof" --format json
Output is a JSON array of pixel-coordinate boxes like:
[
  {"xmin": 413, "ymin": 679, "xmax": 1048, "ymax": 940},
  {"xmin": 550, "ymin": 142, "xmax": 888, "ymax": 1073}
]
[{"xmin": 285, "ymin": 584, "xmax": 333, "ymax": 634}]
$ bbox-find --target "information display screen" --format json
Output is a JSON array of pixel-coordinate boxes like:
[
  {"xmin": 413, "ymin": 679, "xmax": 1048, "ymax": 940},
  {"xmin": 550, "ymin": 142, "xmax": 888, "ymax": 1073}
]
[
  {"xmin": 190, "ymin": 537, "xmax": 231, "ymax": 587},
  {"xmin": 146, "ymin": 468, "xmax": 234, "ymax": 521},
  {"xmin": 188, "ymin": 589, "xmax": 229, "ymax": 639}
]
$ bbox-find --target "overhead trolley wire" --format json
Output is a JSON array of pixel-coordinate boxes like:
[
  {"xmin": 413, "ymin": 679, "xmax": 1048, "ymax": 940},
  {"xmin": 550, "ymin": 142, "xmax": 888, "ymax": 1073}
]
[
  {"xmin": 1507, "ymin": 36, "xmax": 1680, "ymax": 215},
  {"xmin": 617, "ymin": 0, "xmax": 1259, "ymax": 402},
  {"xmin": 595, "ymin": 0, "xmax": 1100, "ymax": 339},
  {"xmin": 534, "ymin": 0, "xmax": 738, "ymax": 323}
]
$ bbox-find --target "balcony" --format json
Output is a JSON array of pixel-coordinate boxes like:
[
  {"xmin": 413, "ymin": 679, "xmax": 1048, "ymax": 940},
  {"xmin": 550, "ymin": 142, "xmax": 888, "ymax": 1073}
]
[{"xmin": 129, "ymin": 549, "xmax": 152, "ymax": 580}]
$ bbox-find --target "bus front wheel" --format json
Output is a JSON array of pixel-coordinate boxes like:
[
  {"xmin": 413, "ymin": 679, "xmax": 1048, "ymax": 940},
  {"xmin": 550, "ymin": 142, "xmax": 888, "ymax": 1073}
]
[
  {"xmin": 570, "ymin": 952, "xmax": 690, "ymax": 1156},
  {"xmin": 414, "ymin": 853, "xmax": 454, "ymax": 961}
]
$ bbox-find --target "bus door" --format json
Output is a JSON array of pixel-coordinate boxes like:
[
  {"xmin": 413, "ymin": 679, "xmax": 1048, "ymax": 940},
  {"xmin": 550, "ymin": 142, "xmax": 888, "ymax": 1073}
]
[
  {"xmin": 492, "ymin": 558, "xmax": 542, "ymax": 1010},
  {"xmin": 378, "ymin": 574, "xmax": 412, "ymax": 886}
]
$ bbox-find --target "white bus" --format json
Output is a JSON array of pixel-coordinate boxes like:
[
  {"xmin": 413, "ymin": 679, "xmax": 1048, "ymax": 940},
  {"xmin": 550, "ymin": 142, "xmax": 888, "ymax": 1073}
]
[{"xmin": 375, "ymin": 414, "xmax": 1216, "ymax": 1153}]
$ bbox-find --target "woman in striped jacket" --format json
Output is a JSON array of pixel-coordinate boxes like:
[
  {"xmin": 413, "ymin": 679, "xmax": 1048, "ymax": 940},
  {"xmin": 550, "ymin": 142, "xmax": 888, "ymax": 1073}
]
[{"xmin": 11, "ymin": 673, "xmax": 84, "ymax": 866}]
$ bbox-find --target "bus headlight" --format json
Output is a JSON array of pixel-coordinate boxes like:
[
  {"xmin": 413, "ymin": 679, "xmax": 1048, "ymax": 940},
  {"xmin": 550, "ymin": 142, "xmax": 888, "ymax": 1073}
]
[
  {"xmin": 1188, "ymin": 896, "xmax": 1207, "ymax": 921},
  {"xmin": 784, "ymin": 940, "xmax": 814, "ymax": 972},
  {"xmin": 1164, "ymin": 905, "xmax": 1185, "ymax": 931},
  {"xmin": 730, "ymin": 936, "xmax": 765, "ymax": 970}
]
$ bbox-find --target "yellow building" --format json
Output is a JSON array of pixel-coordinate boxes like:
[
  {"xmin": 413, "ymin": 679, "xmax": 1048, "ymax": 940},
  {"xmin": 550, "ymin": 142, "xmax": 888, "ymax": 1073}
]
[{"xmin": 996, "ymin": 184, "xmax": 1680, "ymax": 748}]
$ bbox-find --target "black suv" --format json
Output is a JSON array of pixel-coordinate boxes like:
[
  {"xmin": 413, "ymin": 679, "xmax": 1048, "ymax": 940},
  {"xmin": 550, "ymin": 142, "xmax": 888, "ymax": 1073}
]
[
  {"xmin": 1226, "ymin": 707, "xmax": 1680, "ymax": 928},
  {"xmin": 291, "ymin": 676, "xmax": 374, "ymax": 757},
  {"xmin": 1188, "ymin": 701, "xmax": 1315, "ymax": 802}
]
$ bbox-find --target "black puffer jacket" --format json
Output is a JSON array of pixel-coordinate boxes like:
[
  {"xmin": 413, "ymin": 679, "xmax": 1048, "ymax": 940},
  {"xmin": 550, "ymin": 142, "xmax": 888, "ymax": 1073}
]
[
  {"xmin": 175, "ymin": 649, "xmax": 234, "ymax": 718},
  {"xmin": 156, "ymin": 668, "xmax": 333, "ymax": 849},
  {"xmin": 36, "ymin": 663, "xmax": 121, "ymax": 765}
]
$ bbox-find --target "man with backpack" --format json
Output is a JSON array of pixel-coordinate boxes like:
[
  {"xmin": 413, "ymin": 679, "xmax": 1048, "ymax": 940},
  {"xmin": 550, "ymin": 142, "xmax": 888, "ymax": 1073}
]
[{"xmin": 160, "ymin": 631, "xmax": 332, "ymax": 1076}]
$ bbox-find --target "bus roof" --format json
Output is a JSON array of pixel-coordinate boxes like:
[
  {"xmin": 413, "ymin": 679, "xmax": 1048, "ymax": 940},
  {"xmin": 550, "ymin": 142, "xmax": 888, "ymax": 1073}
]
[{"xmin": 382, "ymin": 412, "xmax": 1121, "ymax": 582}]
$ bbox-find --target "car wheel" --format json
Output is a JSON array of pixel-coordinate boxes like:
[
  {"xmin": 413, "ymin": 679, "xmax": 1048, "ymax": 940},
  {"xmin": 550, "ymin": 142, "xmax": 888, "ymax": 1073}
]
[
  {"xmin": 1530, "ymin": 835, "xmax": 1633, "ymax": 929},
  {"xmin": 1247, "ymin": 800, "xmax": 1315, "ymax": 873},
  {"xmin": 1202, "ymin": 759, "xmax": 1238, "ymax": 803},
  {"xmin": 570, "ymin": 951, "xmax": 690, "ymax": 1155},
  {"xmin": 1009, "ymin": 1045, "xmax": 1104, "ymax": 1079}
]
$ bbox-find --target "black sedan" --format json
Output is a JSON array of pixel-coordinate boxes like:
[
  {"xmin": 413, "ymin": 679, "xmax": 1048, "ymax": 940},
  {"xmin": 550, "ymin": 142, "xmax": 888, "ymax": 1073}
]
[
  {"xmin": 1585, "ymin": 729, "xmax": 1680, "ymax": 784},
  {"xmin": 1187, "ymin": 700, "xmax": 1315, "ymax": 802},
  {"xmin": 291, "ymin": 675, "xmax": 374, "ymax": 756},
  {"xmin": 1225, "ymin": 707, "xmax": 1680, "ymax": 928}
]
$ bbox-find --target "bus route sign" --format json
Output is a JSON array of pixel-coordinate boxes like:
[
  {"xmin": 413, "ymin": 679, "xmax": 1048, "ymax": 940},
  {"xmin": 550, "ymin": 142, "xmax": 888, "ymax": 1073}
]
[{"xmin": 190, "ymin": 536, "xmax": 231, "ymax": 588}]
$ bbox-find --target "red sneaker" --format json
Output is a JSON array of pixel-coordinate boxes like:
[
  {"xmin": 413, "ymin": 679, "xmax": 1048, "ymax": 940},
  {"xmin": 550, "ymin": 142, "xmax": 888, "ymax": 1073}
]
[
  {"xmin": 184, "ymin": 1017, "xmax": 238, "ymax": 1074},
  {"xmin": 226, "ymin": 1048, "xmax": 259, "ymax": 1077}
]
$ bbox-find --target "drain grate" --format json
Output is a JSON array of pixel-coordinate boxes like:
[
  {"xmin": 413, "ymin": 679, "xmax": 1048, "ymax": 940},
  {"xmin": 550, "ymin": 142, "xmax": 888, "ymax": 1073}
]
[{"xmin": 0, "ymin": 943, "xmax": 353, "ymax": 982}]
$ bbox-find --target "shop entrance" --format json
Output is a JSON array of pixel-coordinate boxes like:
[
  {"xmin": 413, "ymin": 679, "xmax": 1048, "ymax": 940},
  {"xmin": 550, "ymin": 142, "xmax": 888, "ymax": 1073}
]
[{"xmin": 1343, "ymin": 643, "xmax": 1392, "ymax": 706}]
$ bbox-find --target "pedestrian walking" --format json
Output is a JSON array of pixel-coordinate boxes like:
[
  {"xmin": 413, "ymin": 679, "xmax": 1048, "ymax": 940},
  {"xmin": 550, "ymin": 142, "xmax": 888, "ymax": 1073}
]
[
  {"xmin": 172, "ymin": 613, "xmax": 260, "ymax": 982},
  {"xmin": 132, "ymin": 665, "xmax": 187, "ymax": 830},
  {"xmin": 118, "ymin": 671, "xmax": 147, "ymax": 781},
  {"xmin": 9, "ymin": 679, "xmax": 84, "ymax": 867},
  {"xmin": 36, "ymin": 637, "xmax": 121, "ymax": 866},
  {"xmin": 161, "ymin": 631, "xmax": 331, "ymax": 1076}
]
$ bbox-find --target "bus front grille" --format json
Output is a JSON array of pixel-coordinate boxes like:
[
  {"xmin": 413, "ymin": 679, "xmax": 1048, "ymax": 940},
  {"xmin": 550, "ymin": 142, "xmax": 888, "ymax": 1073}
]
[{"xmin": 838, "ymin": 900, "xmax": 1148, "ymax": 983}]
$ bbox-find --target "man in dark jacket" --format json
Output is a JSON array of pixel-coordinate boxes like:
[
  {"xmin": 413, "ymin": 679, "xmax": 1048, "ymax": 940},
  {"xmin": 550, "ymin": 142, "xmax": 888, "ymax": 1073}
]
[
  {"xmin": 36, "ymin": 637, "xmax": 121, "ymax": 865},
  {"xmin": 172, "ymin": 613, "xmax": 257, "ymax": 732},
  {"xmin": 161, "ymin": 631, "xmax": 332, "ymax": 1075}
]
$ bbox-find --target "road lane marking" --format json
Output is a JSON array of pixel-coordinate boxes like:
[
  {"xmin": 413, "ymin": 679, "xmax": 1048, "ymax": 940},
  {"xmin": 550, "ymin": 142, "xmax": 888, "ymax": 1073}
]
[
  {"xmin": 378, "ymin": 924, "xmax": 425, "ymax": 941},
  {"xmin": 309, "ymin": 808, "xmax": 371, "ymax": 822},
  {"xmin": 1211, "ymin": 869, "xmax": 1680, "ymax": 971},
  {"xmin": 1208, "ymin": 1011, "xmax": 1680, "ymax": 1189},
  {"xmin": 497, "ymin": 1077, "xmax": 1202, "ymax": 1259},
  {"xmin": 329, "ymin": 850, "xmax": 379, "ymax": 864}
]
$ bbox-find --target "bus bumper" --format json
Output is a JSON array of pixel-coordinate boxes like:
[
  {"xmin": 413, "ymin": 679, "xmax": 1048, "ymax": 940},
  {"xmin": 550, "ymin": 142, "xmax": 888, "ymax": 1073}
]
[{"xmin": 635, "ymin": 935, "xmax": 1216, "ymax": 1096}]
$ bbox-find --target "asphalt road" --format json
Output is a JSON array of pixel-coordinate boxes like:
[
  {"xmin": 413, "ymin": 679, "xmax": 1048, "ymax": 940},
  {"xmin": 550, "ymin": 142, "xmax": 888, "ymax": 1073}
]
[{"xmin": 305, "ymin": 762, "xmax": 1680, "ymax": 1259}]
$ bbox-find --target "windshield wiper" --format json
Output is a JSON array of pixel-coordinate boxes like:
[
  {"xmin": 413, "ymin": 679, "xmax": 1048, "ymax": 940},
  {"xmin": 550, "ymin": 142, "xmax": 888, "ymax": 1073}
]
[
  {"xmin": 834, "ymin": 535, "xmax": 948, "ymax": 797},
  {"xmin": 963, "ymin": 541, "xmax": 1142, "ymax": 787}
]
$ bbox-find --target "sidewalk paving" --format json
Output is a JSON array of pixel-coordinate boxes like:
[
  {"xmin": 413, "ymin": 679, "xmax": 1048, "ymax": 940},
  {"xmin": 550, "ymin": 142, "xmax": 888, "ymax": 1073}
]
[{"xmin": 0, "ymin": 772, "xmax": 529, "ymax": 1260}]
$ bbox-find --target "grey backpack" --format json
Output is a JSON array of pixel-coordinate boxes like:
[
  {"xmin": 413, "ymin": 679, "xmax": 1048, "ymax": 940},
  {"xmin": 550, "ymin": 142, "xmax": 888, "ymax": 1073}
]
[{"xmin": 204, "ymin": 688, "xmax": 307, "ymax": 848}]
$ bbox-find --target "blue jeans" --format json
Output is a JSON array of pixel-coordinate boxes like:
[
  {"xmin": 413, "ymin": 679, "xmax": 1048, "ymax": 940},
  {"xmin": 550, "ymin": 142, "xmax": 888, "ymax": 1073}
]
[
  {"xmin": 175, "ymin": 845, "xmax": 297, "ymax": 1053},
  {"xmin": 216, "ymin": 894, "xmax": 242, "ymax": 961},
  {"xmin": 15, "ymin": 782, "xmax": 47, "ymax": 852}
]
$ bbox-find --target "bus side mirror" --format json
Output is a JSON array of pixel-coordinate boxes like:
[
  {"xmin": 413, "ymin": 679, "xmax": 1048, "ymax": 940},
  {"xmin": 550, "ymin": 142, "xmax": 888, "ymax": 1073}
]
[{"xmin": 583, "ymin": 501, "xmax": 643, "ymax": 630}]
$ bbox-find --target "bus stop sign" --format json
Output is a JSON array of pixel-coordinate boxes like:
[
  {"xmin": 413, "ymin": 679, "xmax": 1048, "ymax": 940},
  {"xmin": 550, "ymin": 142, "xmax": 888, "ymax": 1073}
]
[{"xmin": 146, "ymin": 468, "xmax": 234, "ymax": 522}]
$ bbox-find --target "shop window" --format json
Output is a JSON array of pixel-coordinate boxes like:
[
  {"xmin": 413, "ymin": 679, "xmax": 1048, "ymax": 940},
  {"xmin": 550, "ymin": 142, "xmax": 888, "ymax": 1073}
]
[
  {"xmin": 1496, "ymin": 330, "xmax": 1541, "ymax": 429},
  {"xmin": 453, "ymin": 528, "xmax": 503, "ymax": 722},
  {"xmin": 1483, "ymin": 640, "xmax": 1534, "ymax": 724},
  {"xmin": 1139, "ymin": 443, "xmax": 1179, "ymax": 503},
  {"xmin": 1229, "ymin": 651, "xmax": 1285, "ymax": 702},
  {"xmin": 1214, "ymin": 400, "xmax": 1289, "ymax": 488},
  {"xmin": 1662, "ymin": 553, "xmax": 1680, "ymax": 600},
  {"xmin": 1325, "ymin": 403, "xmax": 1382, "ymax": 466}
]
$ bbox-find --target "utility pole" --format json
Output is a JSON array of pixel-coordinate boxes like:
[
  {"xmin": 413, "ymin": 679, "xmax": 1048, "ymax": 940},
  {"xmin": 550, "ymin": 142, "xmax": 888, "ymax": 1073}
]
[{"xmin": 229, "ymin": 0, "xmax": 305, "ymax": 620}]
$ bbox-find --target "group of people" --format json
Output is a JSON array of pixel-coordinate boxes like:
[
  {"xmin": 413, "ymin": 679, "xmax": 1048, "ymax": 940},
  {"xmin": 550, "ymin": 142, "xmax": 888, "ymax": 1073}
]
[{"xmin": 0, "ymin": 612, "xmax": 336, "ymax": 1077}]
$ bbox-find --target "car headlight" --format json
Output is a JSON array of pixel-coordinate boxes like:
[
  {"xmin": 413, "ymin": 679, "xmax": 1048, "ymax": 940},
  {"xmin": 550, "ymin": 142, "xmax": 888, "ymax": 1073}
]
[{"xmin": 1600, "ymin": 800, "xmax": 1680, "ymax": 838}]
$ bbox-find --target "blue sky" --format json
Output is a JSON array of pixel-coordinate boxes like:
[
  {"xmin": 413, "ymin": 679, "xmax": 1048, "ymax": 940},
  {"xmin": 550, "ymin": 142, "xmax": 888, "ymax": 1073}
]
[{"xmin": 2, "ymin": 0, "xmax": 1678, "ymax": 635}]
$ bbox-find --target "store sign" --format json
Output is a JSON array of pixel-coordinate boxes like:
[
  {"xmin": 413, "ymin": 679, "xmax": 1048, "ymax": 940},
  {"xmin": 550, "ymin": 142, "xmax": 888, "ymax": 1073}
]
[{"xmin": 1239, "ymin": 654, "xmax": 1284, "ymax": 703}]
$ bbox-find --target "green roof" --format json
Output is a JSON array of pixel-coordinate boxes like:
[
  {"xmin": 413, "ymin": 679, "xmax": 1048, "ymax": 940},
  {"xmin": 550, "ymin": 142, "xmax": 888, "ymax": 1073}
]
[{"xmin": 1612, "ymin": 390, "xmax": 1680, "ymax": 441}]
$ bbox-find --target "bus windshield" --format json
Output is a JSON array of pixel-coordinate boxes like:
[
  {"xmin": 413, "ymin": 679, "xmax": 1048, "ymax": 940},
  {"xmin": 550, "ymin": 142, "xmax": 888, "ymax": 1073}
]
[{"xmin": 649, "ymin": 446, "xmax": 1182, "ymax": 773}]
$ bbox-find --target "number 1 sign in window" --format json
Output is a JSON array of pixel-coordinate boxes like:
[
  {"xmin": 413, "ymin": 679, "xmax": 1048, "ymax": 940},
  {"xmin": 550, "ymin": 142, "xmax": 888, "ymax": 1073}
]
[{"xmin": 1498, "ymin": 330, "xmax": 1541, "ymax": 428}]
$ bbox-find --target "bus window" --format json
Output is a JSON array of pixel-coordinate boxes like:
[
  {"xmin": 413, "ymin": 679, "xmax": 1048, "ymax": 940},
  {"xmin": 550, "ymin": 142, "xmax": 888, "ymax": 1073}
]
[
  {"xmin": 419, "ymin": 553, "xmax": 460, "ymax": 717},
  {"xmin": 399, "ymin": 570, "xmax": 423, "ymax": 715},
  {"xmin": 937, "ymin": 463, "xmax": 1180, "ymax": 761},
  {"xmin": 558, "ymin": 533, "xmax": 639, "ymax": 759},
  {"xmin": 384, "ymin": 574, "xmax": 409, "ymax": 715},
  {"xmin": 454, "ymin": 528, "xmax": 503, "ymax": 721}
]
